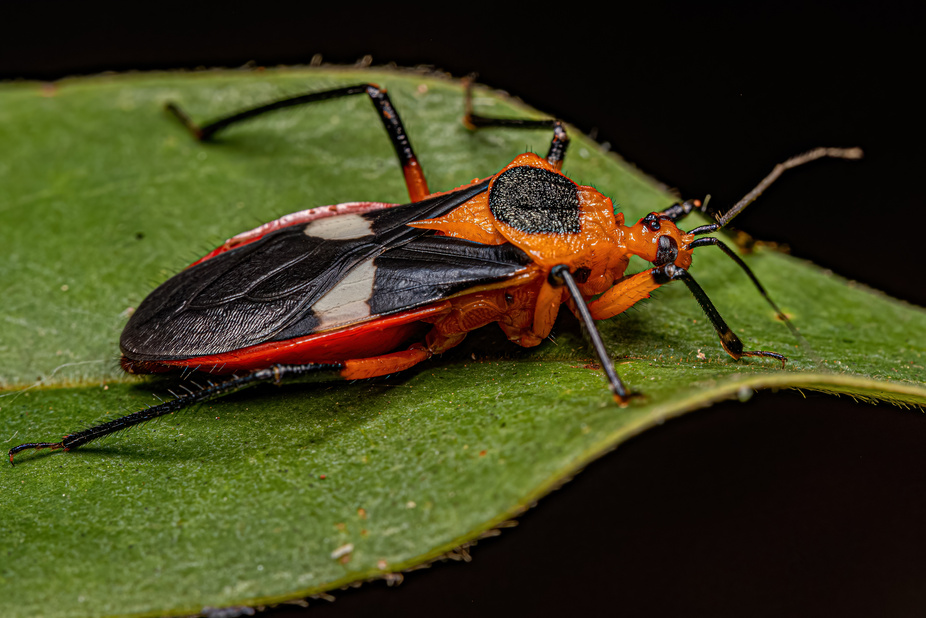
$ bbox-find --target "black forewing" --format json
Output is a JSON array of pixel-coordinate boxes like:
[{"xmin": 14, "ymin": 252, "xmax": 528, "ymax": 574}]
[
  {"xmin": 269, "ymin": 236, "xmax": 533, "ymax": 342},
  {"xmin": 369, "ymin": 237, "xmax": 532, "ymax": 315},
  {"xmin": 121, "ymin": 179, "xmax": 530, "ymax": 360}
]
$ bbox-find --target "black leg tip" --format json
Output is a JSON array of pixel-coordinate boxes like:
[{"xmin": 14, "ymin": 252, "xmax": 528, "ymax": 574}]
[{"xmin": 8, "ymin": 441, "xmax": 64, "ymax": 465}]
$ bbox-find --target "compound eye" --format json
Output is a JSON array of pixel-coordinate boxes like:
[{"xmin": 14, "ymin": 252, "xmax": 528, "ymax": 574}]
[
  {"xmin": 654, "ymin": 234, "xmax": 678, "ymax": 265},
  {"xmin": 642, "ymin": 213, "xmax": 661, "ymax": 232}
]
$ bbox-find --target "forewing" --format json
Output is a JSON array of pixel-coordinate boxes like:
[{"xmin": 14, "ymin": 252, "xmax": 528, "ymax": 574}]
[
  {"xmin": 121, "ymin": 180, "xmax": 505, "ymax": 360},
  {"xmin": 270, "ymin": 236, "xmax": 533, "ymax": 342}
]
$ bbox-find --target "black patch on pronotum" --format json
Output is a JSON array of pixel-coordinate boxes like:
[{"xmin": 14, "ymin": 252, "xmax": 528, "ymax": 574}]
[{"xmin": 489, "ymin": 166, "xmax": 580, "ymax": 234}]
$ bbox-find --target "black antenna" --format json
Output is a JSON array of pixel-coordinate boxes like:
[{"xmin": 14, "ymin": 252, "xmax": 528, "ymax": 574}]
[{"xmin": 712, "ymin": 147, "xmax": 863, "ymax": 227}]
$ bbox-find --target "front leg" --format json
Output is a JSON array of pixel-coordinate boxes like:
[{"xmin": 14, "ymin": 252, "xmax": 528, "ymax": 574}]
[
  {"xmin": 494, "ymin": 278, "xmax": 565, "ymax": 347},
  {"xmin": 587, "ymin": 265, "xmax": 787, "ymax": 366},
  {"xmin": 586, "ymin": 270, "xmax": 666, "ymax": 321}
]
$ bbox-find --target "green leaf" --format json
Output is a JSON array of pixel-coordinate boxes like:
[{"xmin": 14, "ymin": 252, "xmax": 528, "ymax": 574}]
[{"xmin": 1, "ymin": 68, "xmax": 923, "ymax": 618}]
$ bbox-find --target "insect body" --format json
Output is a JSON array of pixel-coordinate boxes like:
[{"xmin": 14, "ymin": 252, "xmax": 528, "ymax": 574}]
[{"xmin": 9, "ymin": 82, "xmax": 861, "ymax": 462}]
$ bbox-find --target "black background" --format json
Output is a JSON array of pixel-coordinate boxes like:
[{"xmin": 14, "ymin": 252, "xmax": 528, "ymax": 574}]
[{"xmin": 3, "ymin": 2, "xmax": 925, "ymax": 616}]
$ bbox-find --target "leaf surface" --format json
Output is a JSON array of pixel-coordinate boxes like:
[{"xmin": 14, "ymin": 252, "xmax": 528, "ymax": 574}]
[{"xmin": 1, "ymin": 69, "xmax": 923, "ymax": 618}]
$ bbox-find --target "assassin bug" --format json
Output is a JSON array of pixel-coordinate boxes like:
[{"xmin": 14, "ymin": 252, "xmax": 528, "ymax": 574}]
[{"xmin": 8, "ymin": 81, "xmax": 861, "ymax": 463}]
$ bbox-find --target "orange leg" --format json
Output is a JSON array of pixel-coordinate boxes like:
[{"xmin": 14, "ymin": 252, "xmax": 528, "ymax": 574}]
[
  {"xmin": 424, "ymin": 276, "xmax": 562, "ymax": 350},
  {"xmin": 587, "ymin": 263, "xmax": 787, "ymax": 366},
  {"xmin": 11, "ymin": 345, "xmax": 439, "ymax": 462},
  {"xmin": 341, "ymin": 288, "xmax": 533, "ymax": 379},
  {"xmin": 526, "ymin": 279, "xmax": 567, "ymax": 344},
  {"xmin": 586, "ymin": 270, "xmax": 663, "ymax": 321},
  {"xmin": 340, "ymin": 345, "xmax": 433, "ymax": 380}
]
